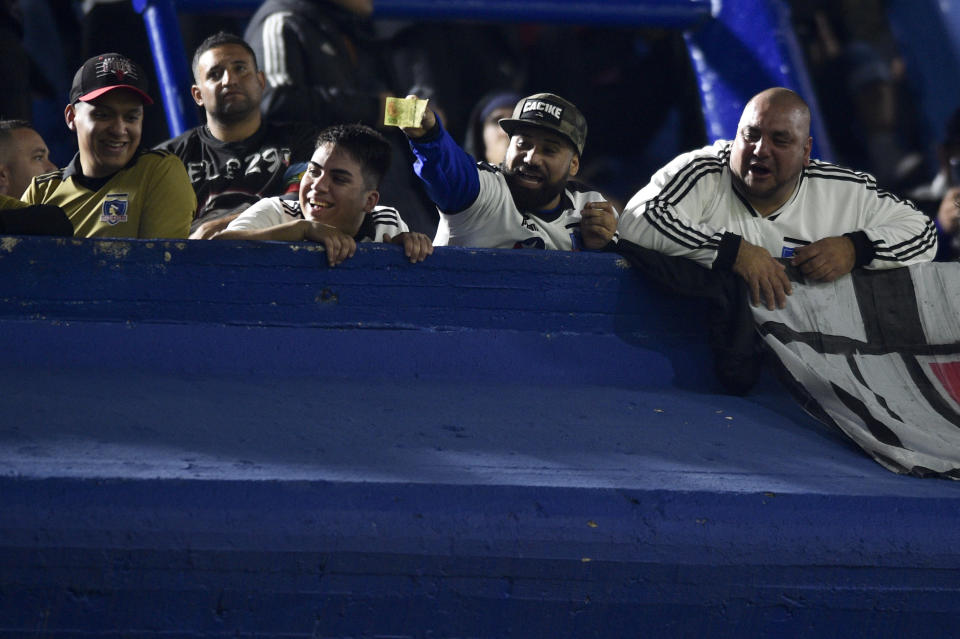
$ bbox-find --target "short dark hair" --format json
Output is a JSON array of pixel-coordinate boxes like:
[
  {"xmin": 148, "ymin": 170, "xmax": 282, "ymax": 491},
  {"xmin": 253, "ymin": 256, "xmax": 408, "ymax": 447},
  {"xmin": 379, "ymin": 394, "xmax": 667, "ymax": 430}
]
[
  {"xmin": 0, "ymin": 120, "xmax": 32, "ymax": 160},
  {"xmin": 315, "ymin": 124, "xmax": 392, "ymax": 189},
  {"xmin": 192, "ymin": 31, "xmax": 258, "ymax": 79}
]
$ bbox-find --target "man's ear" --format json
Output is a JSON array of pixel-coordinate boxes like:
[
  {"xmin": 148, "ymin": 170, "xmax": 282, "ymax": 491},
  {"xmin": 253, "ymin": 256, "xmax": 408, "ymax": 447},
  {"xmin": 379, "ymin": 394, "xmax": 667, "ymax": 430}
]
[
  {"xmin": 364, "ymin": 189, "xmax": 380, "ymax": 213},
  {"xmin": 256, "ymin": 70, "xmax": 266, "ymax": 92},
  {"xmin": 64, "ymin": 103, "xmax": 76, "ymax": 131},
  {"xmin": 568, "ymin": 153, "xmax": 580, "ymax": 178},
  {"xmin": 190, "ymin": 84, "xmax": 203, "ymax": 107}
]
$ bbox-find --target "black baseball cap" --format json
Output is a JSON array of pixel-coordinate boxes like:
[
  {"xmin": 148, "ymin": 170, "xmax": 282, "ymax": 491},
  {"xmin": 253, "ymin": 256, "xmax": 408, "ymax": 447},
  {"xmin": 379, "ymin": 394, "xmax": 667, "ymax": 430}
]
[
  {"xmin": 70, "ymin": 53, "xmax": 153, "ymax": 105},
  {"xmin": 499, "ymin": 92, "xmax": 587, "ymax": 155}
]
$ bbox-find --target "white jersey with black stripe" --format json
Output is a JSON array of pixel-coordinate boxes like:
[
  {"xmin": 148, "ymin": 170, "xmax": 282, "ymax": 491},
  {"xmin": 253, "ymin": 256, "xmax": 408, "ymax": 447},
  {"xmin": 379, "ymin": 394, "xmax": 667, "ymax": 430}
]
[
  {"xmin": 225, "ymin": 196, "xmax": 409, "ymax": 241},
  {"xmin": 618, "ymin": 140, "xmax": 936, "ymax": 269},
  {"xmin": 434, "ymin": 164, "xmax": 614, "ymax": 250}
]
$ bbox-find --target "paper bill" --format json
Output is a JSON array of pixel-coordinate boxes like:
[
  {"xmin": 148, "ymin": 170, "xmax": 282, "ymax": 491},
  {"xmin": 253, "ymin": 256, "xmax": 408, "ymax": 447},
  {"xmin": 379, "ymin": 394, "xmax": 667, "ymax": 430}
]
[{"xmin": 384, "ymin": 97, "xmax": 429, "ymax": 128}]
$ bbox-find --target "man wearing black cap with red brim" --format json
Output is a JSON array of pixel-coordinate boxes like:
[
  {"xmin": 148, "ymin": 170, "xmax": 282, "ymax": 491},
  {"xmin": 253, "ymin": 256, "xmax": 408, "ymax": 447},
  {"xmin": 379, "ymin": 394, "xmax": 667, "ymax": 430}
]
[
  {"xmin": 22, "ymin": 53, "xmax": 195, "ymax": 239},
  {"xmin": 401, "ymin": 92, "xmax": 617, "ymax": 251}
]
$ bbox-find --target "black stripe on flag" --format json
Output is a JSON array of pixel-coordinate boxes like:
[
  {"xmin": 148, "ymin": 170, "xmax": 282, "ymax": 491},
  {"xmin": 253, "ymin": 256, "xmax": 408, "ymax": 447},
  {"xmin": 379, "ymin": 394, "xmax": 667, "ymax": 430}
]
[
  {"xmin": 846, "ymin": 354, "xmax": 905, "ymax": 424},
  {"xmin": 901, "ymin": 355, "xmax": 960, "ymax": 429},
  {"xmin": 830, "ymin": 381, "xmax": 905, "ymax": 448},
  {"xmin": 760, "ymin": 320, "xmax": 960, "ymax": 357},
  {"xmin": 852, "ymin": 267, "xmax": 926, "ymax": 346}
]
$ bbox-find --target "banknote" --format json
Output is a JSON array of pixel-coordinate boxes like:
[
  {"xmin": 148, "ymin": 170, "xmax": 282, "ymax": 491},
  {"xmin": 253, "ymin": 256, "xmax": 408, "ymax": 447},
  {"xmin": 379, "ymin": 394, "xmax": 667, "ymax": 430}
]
[{"xmin": 384, "ymin": 96, "xmax": 429, "ymax": 128}]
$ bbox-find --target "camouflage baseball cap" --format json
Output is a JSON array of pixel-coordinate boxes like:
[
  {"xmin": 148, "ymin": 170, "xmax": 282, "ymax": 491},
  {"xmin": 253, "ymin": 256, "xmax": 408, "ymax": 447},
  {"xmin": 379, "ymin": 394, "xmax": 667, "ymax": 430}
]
[{"xmin": 499, "ymin": 93, "xmax": 587, "ymax": 155}]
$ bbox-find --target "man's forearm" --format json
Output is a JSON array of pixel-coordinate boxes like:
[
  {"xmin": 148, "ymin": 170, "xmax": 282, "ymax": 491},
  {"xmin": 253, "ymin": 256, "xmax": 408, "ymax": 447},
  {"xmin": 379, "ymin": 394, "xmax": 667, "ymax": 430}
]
[
  {"xmin": 214, "ymin": 219, "xmax": 307, "ymax": 241},
  {"xmin": 190, "ymin": 213, "xmax": 240, "ymax": 240},
  {"xmin": 408, "ymin": 118, "xmax": 480, "ymax": 213}
]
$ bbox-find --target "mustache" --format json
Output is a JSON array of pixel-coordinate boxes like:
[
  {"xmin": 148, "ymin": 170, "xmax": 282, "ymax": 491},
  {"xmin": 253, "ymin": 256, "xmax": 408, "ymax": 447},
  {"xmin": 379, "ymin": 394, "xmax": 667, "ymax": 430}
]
[{"xmin": 503, "ymin": 164, "xmax": 544, "ymax": 179}]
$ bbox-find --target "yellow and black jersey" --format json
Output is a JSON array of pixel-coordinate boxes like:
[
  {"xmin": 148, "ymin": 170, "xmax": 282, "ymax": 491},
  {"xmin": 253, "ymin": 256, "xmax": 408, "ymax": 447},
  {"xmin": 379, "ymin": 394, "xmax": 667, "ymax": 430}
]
[
  {"xmin": 23, "ymin": 149, "xmax": 196, "ymax": 239},
  {"xmin": 0, "ymin": 194, "xmax": 28, "ymax": 210}
]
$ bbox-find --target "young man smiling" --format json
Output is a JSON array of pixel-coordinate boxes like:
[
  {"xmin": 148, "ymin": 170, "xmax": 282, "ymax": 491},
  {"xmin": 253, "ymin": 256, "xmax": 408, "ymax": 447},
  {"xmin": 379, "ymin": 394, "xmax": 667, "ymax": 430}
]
[
  {"xmin": 22, "ymin": 53, "xmax": 195, "ymax": 239},
  {"xmin": 401, "ymin": 92, "xmax": 617, "ymax": 251},
  {"xmin": 215, "ymin": 124, "xmax": 432, "ymax": 266}
]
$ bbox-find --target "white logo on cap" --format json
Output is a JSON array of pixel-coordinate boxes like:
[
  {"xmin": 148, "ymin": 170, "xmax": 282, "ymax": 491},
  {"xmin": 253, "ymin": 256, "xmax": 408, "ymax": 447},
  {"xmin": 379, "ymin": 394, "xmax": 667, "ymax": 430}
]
[
  {"xmin": 521, "ymin": 100, "xmax": 564, "ymax": 124},
  {"xmin": 96, "ymin": 57, "xmax": 139, "ymax": 81}
]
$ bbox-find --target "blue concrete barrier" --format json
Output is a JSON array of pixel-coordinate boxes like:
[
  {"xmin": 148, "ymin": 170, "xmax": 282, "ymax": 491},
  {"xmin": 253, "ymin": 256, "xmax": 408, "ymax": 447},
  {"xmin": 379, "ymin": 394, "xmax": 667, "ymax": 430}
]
[{"xmin": 1, "ymin": 237, "xmax": 959, "ymax": 637}]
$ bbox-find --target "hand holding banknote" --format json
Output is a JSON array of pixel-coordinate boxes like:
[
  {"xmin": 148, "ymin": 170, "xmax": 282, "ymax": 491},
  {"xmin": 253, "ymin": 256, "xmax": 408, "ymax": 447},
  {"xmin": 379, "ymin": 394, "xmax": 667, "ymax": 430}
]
[{"xmin": 389, "ymin": 95, "xmax": 436, "ymax": 138}]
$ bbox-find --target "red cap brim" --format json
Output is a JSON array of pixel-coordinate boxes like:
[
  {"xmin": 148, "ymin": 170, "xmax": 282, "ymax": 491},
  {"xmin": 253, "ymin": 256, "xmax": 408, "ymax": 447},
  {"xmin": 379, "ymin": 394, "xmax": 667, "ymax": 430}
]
[{"xmin": 77, "ymin": 85, "xmax": 154, "ymax": 105}]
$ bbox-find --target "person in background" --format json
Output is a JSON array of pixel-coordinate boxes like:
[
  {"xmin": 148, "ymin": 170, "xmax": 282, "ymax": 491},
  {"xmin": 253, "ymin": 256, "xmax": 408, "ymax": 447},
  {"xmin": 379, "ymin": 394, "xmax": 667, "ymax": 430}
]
[
  {"xmin": 22, "ymin": 52, "xmax": 195, "ymax": 239},
  {"xmin": 245, "ymin": 0, "xmax": 383, "ymax": 126},
  {"xmin": 156, "ymin": 31, "xmax": 317, "ymax": 239},
  {"xmin": 789, "ymin": 3, "xmax": 927, "ymax": 193},
  {"xmin": 463, "ymin": 90, "xmax": 522, "ymax": 166},
  {"xmin": 216, "ymin": 123, "xmax": 432, "ymax": 265},
  {"xmin": 908, "ymin": 107, "xmax": 960, "ymax": 261},
  {"xmin": 0, "ymin": 120, "xmax": 56, "ymax": 198}
]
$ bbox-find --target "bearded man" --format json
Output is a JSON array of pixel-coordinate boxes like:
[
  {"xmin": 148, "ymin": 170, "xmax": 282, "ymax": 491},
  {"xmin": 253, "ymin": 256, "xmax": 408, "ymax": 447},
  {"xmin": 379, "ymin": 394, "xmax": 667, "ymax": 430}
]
[{"xmin": 401, "ymin": 92, "xmax": 617, "ymax": 250}]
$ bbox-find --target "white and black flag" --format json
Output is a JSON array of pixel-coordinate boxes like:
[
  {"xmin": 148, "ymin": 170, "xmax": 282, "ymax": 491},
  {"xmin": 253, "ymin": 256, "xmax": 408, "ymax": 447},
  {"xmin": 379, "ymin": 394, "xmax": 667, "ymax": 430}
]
[{"xmin": 755, "ymin": 262, "xmax": 960, "ymax": 478}]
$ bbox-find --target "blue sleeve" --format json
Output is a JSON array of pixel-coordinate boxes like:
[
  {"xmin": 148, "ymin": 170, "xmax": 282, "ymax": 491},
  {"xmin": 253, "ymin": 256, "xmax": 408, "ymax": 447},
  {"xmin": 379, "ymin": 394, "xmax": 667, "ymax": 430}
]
[{"xmin": 407, "ymin": 115, "xmax": 481, "ymax": 213}]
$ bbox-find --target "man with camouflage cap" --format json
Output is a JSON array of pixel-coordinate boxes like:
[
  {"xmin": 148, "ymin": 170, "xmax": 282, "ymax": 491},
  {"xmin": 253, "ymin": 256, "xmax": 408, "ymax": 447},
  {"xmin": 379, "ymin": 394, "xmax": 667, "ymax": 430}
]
[{"xmin": 401, "ymin": 92, "xmax": 617, "ymax": 250}]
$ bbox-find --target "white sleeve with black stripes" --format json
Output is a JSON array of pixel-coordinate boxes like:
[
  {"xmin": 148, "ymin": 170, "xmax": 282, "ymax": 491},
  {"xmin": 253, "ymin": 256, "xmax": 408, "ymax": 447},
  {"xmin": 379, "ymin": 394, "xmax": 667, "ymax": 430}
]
[
  {"xmin": 804, "ymin": 161, "xmax": 937, "ymax": 269},
  {"xmin": 362, "ymin": 205, "xmax": 410, "ymax": 243},
  {"xmin": 223, "ymin": 197, "xmax": 290, "ymax": 232},
  {"xmin": 619, "ymin": 143, "xmax": 732, "ymax": 269}
]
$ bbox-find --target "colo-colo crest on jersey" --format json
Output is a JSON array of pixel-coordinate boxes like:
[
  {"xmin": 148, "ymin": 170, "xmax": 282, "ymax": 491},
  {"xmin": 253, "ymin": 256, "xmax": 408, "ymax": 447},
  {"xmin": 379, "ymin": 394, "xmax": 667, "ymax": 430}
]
[{"xmin": 101, "ymin": 193, "xmax": 129, "ymax": 225}]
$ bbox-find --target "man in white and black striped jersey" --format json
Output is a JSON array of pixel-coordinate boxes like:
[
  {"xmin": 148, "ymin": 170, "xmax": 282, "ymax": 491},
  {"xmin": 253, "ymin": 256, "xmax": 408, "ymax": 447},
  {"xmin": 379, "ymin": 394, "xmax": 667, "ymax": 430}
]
[
  {"xmin": 618, "ymin": 87, "xmax": 936, "ymax": 311},
  {"xmin": 215, "ymin": 124, "xmax": 432, "ymax": 266}
]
